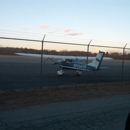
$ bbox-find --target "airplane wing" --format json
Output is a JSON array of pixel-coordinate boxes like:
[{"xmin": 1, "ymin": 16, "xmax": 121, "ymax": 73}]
[{"xmin": 14, "ymin": 53, "xmax": 113, "ymax": 60}]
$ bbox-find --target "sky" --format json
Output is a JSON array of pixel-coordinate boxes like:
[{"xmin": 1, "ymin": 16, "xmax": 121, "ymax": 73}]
[{"xmin": 0, "ymin": 0, "xmax": 130, "ymax": 52}]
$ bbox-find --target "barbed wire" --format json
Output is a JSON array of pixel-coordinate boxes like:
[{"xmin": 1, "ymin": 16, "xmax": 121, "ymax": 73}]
[{"xmin": 0, "ymin": 29, "xmax": 130, "ymax": 50}]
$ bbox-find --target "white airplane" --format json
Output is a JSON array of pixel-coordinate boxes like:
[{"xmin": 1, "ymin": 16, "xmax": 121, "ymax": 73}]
[{"xmin": 15, "ymin": 51, "xmax": 112, "ymax": 76}]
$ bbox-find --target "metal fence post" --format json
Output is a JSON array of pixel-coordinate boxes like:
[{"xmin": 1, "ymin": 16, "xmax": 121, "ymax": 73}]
[
  {"xmin": 122, "ymin": 43, "xmax": 127, "ymax": 84},
  {"xmin": 39, "ymin": 35, "xmax": 46, "ymax": 87},
  {"xmin": 85, "ymin": 40, "xmax": 92, "ymax": 84}
]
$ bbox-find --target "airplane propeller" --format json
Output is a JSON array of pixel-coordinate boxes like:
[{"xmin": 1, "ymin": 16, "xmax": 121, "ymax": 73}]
[
  {"xmin": 53, "ymin": 60, "xmax": 61, "ymax": 65},
  {"xmin": 53, "ymin": 62, "xmax": 58, "ymax": 65}
]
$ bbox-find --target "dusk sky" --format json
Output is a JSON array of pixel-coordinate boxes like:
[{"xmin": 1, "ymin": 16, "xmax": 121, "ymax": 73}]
[{"xmin": 0, "ymin": 0, "xmax": 130, "ymax": 51}]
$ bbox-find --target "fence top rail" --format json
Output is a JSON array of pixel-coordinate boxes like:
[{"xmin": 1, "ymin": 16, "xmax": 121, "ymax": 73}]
[
  {"xmin": 44, "ymin": 40, "xmax": 87, "ymax": 46},
  {"xmin": 0, "ymin": 36, "xmax": 130, "ymax": 50},
  {"xmin": 0, "ymin": 37, "xmax": 41, "ymax": 42},
  {"xmin": 89, "ymin": 44, "xmax": 124, "ymax": 49}
]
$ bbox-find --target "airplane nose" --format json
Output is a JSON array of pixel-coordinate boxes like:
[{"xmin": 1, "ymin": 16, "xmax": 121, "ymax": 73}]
[{"xmin": 53, "ymin": 62, "xmax": 57, "ymax": 65}]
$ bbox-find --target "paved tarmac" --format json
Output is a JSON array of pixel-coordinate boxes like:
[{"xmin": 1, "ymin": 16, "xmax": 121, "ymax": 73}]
[
  {"xmin": 0, "ymin": 55, "xmax": 130, "ymax": 90},
  {"xmin": 0, "ymin": 95, "xmax": 130, "ymax": 130}
]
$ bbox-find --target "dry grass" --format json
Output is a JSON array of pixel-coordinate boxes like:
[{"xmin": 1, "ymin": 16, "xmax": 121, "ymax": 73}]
[{"xmin": 0, "ymin": 83, "xmax": 130, "ymax": 111}]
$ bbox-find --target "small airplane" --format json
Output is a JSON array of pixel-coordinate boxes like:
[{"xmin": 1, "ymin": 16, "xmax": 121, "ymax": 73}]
[{"xmin": 15, "ymin": 51, "xmax": 112, "ymax": 76}]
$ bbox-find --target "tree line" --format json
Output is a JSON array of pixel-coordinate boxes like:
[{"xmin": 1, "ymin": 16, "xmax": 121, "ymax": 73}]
[{"xmin": 0, "ymin": 47, "xmax": 130, "ymax": 60}]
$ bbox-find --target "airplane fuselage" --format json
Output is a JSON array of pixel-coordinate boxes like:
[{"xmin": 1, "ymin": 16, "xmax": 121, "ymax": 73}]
[
  {"xmin": 58, "ymin": 60, "xmax": 96, "ymax": 71},
  {"xmin": 60, "ymin": 61, "xmax": 86, "ymax": 71}
]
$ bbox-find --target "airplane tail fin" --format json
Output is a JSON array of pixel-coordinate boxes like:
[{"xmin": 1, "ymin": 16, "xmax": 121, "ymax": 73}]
[{"xmin": 88, "ymin": 51, "xmax": 105, "ymax": 70}]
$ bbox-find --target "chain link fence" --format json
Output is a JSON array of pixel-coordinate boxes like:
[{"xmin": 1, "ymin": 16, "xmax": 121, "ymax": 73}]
[{"xmin": 0, "ymin": 34, "xmax": 130, "ymax": 90}]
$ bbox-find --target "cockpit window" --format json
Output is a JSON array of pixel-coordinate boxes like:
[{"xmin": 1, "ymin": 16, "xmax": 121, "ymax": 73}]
[
  {"xmin": 66, "ymin": 59, "xmax": 72, "ymax": 63},
  {"xmin": 62, "ymin": 59, "xmax": 78, "ymax": 63}
]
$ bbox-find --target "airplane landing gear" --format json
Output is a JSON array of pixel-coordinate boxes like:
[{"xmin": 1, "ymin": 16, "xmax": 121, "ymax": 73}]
[
  {"xmin": 76, "ymin": 71, "xmax": 82, "ymax": 76},
  {"xmin": 57, "ymin": 70, "xmax": 65, "ymax": 76}
]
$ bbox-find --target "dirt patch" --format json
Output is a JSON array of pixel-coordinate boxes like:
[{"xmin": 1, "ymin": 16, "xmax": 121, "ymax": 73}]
[{"xmin": 0, "ymin": 82, "xmax": 130, "ymax": 111}]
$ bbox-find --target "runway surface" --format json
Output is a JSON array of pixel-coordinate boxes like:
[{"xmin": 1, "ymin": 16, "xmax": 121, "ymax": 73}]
[{"xmin": 0, "ymin": 55, "xmax": 130, "ymax": 90}]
